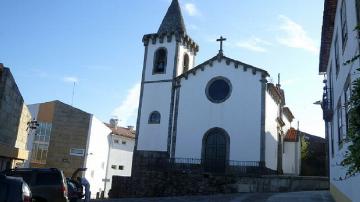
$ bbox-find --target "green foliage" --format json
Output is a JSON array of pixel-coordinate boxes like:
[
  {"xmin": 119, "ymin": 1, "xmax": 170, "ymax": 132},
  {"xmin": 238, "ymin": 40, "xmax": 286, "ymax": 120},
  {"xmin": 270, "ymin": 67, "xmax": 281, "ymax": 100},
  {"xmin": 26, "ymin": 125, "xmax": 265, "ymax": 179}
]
[
  {"xmin": 341, "ymin": 77, "xmax": 360, "ymax": 178},
  {"xmin": 343, "ymin": 55, "xmax": 360, "ymax": 65},
  {"xmin": 338, "ymin": 25, "xmax": 360, "ymax": 179},
  {"xmin": 301, "ymin": 136, "xmax": 309, "ymax": 161}
]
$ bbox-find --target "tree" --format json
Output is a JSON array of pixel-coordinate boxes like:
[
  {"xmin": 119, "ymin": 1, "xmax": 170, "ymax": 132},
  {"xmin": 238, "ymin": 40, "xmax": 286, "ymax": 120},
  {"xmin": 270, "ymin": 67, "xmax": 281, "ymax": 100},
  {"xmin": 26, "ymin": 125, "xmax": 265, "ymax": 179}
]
[
  {"xmin": 341, "ymin": 69, "xmax": 360, "ymax": 179},
  {"xmin": 340, "ymin": 26, "xmax": 360, "ymax": 179}
]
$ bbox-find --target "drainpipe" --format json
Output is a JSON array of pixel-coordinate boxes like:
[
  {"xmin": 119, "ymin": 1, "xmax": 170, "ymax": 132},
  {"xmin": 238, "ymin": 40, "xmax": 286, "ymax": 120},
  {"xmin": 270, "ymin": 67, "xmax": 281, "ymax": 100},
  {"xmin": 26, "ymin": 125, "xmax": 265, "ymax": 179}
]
[{"xmin": 103, "ymin": 133, "xmax": 112, "ymax": 198}]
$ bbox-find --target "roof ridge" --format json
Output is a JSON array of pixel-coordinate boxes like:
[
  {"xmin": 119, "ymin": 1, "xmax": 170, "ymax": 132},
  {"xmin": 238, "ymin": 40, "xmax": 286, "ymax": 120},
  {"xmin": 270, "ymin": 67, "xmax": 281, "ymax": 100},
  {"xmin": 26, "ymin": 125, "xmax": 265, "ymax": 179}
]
[{"xmin": 176, "ymin": 54, "xmax": 269, "ymax": 80}]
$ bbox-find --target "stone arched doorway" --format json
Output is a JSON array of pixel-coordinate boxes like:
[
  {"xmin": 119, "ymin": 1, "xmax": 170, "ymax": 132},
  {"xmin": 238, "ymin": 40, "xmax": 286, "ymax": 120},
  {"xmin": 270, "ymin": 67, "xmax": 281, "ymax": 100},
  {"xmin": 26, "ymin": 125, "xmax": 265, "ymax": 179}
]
[{"xmin": 202, "ymin": 127, "xmax": 230, "ymax": 173}]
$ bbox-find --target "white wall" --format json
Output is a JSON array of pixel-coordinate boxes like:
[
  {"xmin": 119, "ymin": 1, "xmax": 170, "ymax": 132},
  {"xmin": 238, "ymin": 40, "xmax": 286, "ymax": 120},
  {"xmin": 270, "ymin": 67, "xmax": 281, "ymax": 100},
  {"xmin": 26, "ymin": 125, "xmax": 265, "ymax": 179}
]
[
  {"xmin": 282, "ymin": 112, "xmax": 300, "ymax": 175},
  {"xmin": 324, "ymin": 0, "xmax": 360, "ymax": 200},
  {"xmin": 84, "ymin": 116, "xmax": 111, "ymax": 199},
  {"xmin": 176, "ymin": 45, "xmax": 195, "ymax": 76},
  {"xmin": 282, "ymin": 141, "xmax": 300, "ymax": 175},
  {"xmin": 137, "ymin": 82, "xmax": 172, "ymax": 151},
  {"xmin": 175, "ymin": 60, "xmax": 263, "ymax": 162},
  {"xmin": 104, "ymin": 135, "xmax": 134, "ymax": 197},
  {"xmin": 144, "ymin": 36, "xmax": 176, "ymax": 82},
  {"xmin": 138, "ymin": 35, "xmax": 187, "ymax": 152},
  {"xmin": 265, "ymin": 92, "xmax": 278, "ymax": 170}
]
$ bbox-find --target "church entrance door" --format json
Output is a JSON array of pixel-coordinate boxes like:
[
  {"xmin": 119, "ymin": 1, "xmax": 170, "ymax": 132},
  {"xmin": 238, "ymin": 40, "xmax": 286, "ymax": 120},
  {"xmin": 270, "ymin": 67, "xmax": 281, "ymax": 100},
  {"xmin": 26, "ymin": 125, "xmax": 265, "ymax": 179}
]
[{"xmin": 202, "ymin": 128, "xmax": 229, "ymax": 173}]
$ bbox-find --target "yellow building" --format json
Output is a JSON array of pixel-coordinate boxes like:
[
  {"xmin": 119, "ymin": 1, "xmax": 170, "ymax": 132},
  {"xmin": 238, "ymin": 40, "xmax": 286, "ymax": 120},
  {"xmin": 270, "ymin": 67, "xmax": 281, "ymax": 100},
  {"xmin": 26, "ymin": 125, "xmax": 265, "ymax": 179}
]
[{"xmin": 0, "ymin": 63, "xmax": 31, "ymax": 170}]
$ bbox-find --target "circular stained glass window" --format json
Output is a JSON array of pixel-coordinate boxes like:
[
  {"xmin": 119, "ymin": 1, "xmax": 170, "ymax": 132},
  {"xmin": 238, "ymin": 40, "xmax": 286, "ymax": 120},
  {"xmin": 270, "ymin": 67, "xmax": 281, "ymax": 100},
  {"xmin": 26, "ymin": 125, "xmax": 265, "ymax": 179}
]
[{"xmin": 206, "ymin": 77, "xmax": 232, "ymax": 103}]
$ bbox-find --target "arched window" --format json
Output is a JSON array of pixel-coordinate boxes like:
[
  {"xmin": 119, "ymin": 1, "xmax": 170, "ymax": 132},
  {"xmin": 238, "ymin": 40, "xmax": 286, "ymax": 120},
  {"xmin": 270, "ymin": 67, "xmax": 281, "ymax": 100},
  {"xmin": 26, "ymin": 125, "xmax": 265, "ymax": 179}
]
[
  {"xmin": 153, "ymin": 48, "xmax": 167, "ymax": 74},
  {"xmin": 148, "ymin": 111, "xmax": 161, "ymax": 124},
  {"xmin": 183, "ymin": 53, "xmax": 189, "ymax": 73}
]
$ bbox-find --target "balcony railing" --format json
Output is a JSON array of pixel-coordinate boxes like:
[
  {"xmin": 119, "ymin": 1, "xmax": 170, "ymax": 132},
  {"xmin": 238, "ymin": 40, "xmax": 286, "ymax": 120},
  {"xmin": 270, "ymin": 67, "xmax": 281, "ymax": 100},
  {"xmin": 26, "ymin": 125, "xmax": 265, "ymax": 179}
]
[
  {"xmin": 322, "ymin": 80, "xmax": 333, "ymax": 122},
  {"xmin": 133, "ymin": 157, "xmax": 276, "ymax": 176}
]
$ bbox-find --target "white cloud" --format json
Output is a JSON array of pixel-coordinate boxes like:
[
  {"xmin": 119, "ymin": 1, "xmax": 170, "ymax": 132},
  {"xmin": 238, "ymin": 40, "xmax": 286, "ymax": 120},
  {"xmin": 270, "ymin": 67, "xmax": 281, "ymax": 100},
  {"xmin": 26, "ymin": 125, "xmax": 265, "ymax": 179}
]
[
  {"xmin": 184, "ymin": 3, "xmax": 200, "ymax": 16},
  {"xmin": 236, "ymin": 37, "xmax": 272, "ymax": 52},
  {"xmin": 277, "ymin": 15, "xmax": 318, "ymax": 54},
  {"xmin": 63, "ymin": 76, "xmax": 79, "ymax": 83},
  {"xmin": 112, "ymin": 82, "xmax": 141, "ymax": 127}
]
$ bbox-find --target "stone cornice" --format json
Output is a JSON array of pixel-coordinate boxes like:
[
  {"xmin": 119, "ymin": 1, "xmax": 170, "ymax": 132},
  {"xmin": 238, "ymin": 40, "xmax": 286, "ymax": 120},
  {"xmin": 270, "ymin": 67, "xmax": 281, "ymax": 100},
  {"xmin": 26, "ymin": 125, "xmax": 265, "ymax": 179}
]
[
  {"xmin": 283, "ymin": 107, "xmax": 295, "ymax": 122},
  {"xmin": 142, "ymin": 32, "xmax": 199, "ymax": 53},
  {"xmin": 267, "ymin": 83, "xmax": 283, "ymax": 105},
  {"xmin": 176, "ymin": 53, "xmax": 269, "ymax": 81},
  {"xmin": 319, "ymin": 0, "xmax": 338, "ymax": 73}
]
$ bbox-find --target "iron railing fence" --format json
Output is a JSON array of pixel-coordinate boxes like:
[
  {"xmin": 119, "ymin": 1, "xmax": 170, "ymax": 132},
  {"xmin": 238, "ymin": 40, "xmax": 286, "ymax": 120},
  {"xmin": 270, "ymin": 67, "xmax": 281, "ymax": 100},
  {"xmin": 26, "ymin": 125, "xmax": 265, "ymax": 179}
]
[{"xmin": 134, "ymin": 157, "xmax": 276, "ymax": 176}]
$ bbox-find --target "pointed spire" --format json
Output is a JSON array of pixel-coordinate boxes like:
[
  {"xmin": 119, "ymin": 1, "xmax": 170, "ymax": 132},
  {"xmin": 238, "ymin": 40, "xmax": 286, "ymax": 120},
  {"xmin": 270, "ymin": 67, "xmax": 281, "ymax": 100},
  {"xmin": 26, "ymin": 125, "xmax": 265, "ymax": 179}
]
[{"xmin": 158, "ymin": 0, "xmax": 186, "ymax": 34}]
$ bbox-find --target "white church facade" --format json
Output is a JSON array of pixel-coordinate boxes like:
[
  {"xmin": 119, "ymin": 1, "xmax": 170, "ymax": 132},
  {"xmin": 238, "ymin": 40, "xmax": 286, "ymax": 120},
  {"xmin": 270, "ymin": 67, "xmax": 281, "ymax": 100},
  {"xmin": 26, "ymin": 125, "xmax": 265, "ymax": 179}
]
[{"xmin": 134, "ymin": 0, "xmax": 299, "ymax": 174}]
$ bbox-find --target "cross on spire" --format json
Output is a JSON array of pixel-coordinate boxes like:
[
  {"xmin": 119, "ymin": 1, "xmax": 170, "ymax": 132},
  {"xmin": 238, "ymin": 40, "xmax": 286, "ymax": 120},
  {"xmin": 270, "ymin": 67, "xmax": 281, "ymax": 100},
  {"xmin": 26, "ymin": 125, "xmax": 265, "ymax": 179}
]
[{"xmin": 216, "ymin": 36, "xmax": 227, "ymax": 54}]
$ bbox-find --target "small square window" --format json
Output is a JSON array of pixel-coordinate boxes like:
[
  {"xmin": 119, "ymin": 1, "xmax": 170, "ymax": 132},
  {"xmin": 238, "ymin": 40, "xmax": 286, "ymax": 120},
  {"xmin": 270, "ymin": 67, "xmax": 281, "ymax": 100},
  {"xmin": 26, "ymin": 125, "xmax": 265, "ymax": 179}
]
[
  {"xmin": 111, "ymin": 165, "xmax": 116, "ymax": 169},
  {"xmin": 122, "ymin": 141, "xmax": 126, "ymax": 145},
  {"xmin": 114, "ymin": 139, "xmax": 119, "ymax": 144},
  {"xmin": 118, "ymin": 165, "xmax": 124, "ymax": 170}
]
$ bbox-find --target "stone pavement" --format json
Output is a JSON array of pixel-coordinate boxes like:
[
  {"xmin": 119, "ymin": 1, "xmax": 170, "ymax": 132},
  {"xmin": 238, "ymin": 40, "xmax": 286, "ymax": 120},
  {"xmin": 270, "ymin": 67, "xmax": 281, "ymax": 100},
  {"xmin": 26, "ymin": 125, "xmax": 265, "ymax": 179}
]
[{"xmin": 91, "ymin": 191, "xmax": 334, "ymax": 202}]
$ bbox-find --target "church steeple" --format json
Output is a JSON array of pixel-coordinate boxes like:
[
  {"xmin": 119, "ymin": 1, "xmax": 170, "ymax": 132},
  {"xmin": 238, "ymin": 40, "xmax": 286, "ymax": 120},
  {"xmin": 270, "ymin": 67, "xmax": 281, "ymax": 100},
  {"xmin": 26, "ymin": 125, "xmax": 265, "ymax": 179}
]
[{"xmin": 157, "ymin": 0, "xmax": 187, "ymax": 34}]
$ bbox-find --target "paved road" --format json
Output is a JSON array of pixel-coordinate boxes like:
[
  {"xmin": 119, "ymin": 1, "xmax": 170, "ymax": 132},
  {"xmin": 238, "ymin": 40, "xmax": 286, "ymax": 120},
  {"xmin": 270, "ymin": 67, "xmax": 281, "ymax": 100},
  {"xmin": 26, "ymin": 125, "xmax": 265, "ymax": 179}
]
[{"xmin": 91, "ymin": 191, "xmax": 334, "ymax": 202}]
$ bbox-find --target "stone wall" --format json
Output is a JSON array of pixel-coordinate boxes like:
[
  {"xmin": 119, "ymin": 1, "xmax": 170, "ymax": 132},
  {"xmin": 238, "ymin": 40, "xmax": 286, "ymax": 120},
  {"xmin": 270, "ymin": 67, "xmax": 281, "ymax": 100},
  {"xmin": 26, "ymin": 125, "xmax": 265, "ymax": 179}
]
[
  {"xmin": 109, "ymin": 171, "xmax": 329, "ymax": 198},
  {"xmin": 0, "ymin": 67, "xmax": 23, "ymax": 147},
  {"xmin": 0, "ymin": 66, "xmax": 30, "ymax": 167},
  {"xmin": 45, "ymin": 101, "xmax": 91, "ymax": 177}
]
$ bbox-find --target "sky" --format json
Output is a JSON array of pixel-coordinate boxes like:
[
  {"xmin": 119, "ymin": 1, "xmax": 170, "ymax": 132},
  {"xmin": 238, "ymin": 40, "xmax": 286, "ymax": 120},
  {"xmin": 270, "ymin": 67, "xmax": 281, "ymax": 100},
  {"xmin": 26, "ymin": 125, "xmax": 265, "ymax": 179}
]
[{"xmin": 0, "ymin": 0, "xmax": 325, "ymax": 137}]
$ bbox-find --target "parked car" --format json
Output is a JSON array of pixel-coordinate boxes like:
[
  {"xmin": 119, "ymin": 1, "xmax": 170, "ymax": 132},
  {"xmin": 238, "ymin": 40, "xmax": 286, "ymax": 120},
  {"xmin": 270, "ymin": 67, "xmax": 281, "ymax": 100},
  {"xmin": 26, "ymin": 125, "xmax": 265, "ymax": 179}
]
[
  {"xmin": 3, "ymin": 168, "xmax": 68, "ymax": 202},
  {"xmin": 0, "ymin": 173, "xmax": 32, "ymax": 202}
]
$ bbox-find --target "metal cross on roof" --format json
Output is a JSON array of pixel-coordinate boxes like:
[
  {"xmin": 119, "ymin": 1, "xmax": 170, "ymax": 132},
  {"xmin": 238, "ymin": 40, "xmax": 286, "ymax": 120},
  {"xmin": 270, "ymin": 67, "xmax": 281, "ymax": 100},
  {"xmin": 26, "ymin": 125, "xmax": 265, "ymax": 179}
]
[{"xmin": 216, "ymin": 36, "xmax": 227, "ymax": 54}]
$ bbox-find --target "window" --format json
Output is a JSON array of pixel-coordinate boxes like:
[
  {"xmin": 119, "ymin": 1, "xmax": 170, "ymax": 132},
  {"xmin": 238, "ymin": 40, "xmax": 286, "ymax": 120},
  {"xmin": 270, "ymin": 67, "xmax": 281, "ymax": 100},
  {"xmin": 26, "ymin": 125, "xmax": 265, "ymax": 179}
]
[
  {"xmin": 114, "ymin": 139, "xmax": 119, "ymax": 144},
  {"xmin": 111, "ymin": 165, "xmax": 116, "ymax": 169},
  {"xmin": 118, "ymin": 165, "xmax": 124, "ymax": 170},
  {"xmin": 183, "ymin": 53, "xmax": 189, "ymax": 73},
  {"xmin": 330, "ymin": 122, "xmax": 334, "ymax": 157},
  {"xmin": 122, "ymin": 141, "xmax": 126, "ymax": 145},
  {"xmin": 31, "ymin": 122, "xmax": 52, "ymax": 164},
  {"xmin": 337, "ymin": 101, "xmax": 344, "ymax": 146},
  {"xmin": 340, "ymin": 0, "xmax": 348, "ymax": 50},
  {"xmin": 344, "ymin": 78, "xmax": 351, "ymax": 136},
  {"xmin": 335, "ymin": 34, "xmax": 340, "ymax": 77},
  {"xmin": 35, "ymin": 172, "xmax": 61, "ymax": 185},
  {"xmin": 206, "ymin": 77, "xmax": 232, "ymax": 103},
  {"xmin": 329, "ymin": 66, "xmax": 333, "ymax": 109},
  {"xmin": 148, "ymin": 111, "xmax": 161, "ymax": 124},
  {"xmin": 153, "ymin": 48, "xmax": 167, "ymax": 74}
]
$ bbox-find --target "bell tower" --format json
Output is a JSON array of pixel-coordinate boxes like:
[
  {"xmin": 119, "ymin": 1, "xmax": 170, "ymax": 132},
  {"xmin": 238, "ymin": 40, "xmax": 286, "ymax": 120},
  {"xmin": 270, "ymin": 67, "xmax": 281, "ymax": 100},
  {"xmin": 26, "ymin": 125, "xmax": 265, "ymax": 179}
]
[{"xmin": 134, "ymin": 0, "xmax": 199, "ymax": 160}]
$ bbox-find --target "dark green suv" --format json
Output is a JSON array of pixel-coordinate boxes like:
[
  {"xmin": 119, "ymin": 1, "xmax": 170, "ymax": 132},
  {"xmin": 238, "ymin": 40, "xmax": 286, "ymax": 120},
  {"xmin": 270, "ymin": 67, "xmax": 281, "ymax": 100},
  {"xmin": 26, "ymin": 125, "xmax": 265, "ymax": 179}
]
[{"xmin": 4, "ymin": 168, "xmax": 68, "ymax": 202}]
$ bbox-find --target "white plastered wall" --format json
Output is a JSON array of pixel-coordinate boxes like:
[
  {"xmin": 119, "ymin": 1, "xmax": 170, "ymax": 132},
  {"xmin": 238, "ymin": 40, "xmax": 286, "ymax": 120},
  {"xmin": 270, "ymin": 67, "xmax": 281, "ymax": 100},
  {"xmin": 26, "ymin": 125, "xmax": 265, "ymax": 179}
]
[
  {"xmin": 137, "ymin": 82, "xmax": 172, "ymax": 151},
  {"xmin": 176, "ymin": 45, "xmax": 195, "ymax": 76},
  {"xmin": 175, "ymin": 60, "xmax": 262, "ymax": 162},
  {"xmin": 265, "ymin": 93, "xmax": 278, "ymax": 170},
  {"xmin": 325, "ymin": 0, "xmax": 360, "ymax": 200},
  {"xmin": 104, "ymin": 135, "xmax": 134, "ymax": 197},
  {"xmin": 84, "ymin": 116, "xmax": 111, "ymax": 199}
]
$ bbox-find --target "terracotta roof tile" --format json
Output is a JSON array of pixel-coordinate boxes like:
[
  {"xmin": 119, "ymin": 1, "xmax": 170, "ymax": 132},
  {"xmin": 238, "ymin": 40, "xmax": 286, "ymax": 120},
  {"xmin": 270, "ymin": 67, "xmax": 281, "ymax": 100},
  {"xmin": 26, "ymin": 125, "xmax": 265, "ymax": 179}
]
[
  {"xmin": 284, "ymin": 127, "xmax": 298, "ymax": 142},
  {"xmin": 105, "ymin": 123, "xmax": 135, "ymax": 139}
]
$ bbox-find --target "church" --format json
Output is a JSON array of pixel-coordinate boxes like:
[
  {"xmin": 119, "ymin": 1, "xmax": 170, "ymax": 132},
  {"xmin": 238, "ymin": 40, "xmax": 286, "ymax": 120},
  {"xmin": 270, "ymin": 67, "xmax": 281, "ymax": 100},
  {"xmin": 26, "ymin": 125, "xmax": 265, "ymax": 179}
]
[{"xmin": 134, "ymin": 0, "xmax": 300, "ymax": 175}]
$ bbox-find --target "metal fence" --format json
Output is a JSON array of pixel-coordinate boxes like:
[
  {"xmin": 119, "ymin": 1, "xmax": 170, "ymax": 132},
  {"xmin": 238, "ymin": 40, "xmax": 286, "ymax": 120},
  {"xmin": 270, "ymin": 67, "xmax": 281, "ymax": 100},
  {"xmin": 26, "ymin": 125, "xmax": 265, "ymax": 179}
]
[{"xmin": 134, "ymin": 157, "xmax": 276, "ymax": 176}]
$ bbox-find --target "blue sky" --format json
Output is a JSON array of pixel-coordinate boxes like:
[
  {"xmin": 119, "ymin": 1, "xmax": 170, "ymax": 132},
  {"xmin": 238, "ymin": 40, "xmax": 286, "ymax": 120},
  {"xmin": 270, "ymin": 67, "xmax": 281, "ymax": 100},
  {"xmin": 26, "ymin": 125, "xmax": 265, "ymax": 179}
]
[{"xmin": 0, "ymin": 0, "xmax": 325, "ymax": 136}]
